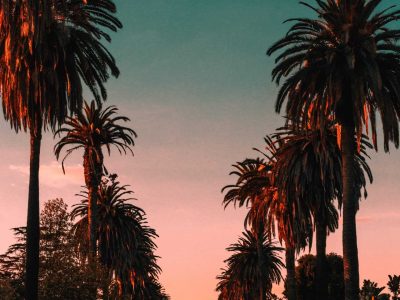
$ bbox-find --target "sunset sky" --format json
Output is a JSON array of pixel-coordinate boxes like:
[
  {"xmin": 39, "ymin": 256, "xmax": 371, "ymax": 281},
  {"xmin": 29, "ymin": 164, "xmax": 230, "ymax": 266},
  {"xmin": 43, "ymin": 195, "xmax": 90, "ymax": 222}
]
[{"xmin": 1, "ymin": 1, "xmax": 400, "ymax": 299}]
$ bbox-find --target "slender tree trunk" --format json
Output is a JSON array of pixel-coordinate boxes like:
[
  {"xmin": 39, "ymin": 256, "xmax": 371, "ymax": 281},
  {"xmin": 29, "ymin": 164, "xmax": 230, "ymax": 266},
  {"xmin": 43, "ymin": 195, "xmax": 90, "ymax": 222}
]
[
  {"xmin": 341, "ymin": 124, "xmax": 359, "ymax": 300},
  {"xmin": 83, "ymin": 148, "xmax": 103, "ymax": 258},
  {"xmin": 285, "ymin": 246, "xmax": 297, "ymax": 300},
  {"xmin": 83, "ymin": 147, "xmax": 103, "ymax": 298},
  {"xmin": 84, "ymin": 150, "xmax": 98, "ymax": 258},
  {"xmin": 83, "ymin": 149, "xmax": 97, "ymax": 262},
  {"xmin": 83, "ymin": 149, "xmax": 99, "ymax": 300},
  {"xmin": 315, "ymin": 214, "xmax": 328, "ymax": 300},
  {"xmin": 25, "ymin": 118, "xmax": 42, "ymax": 300}
]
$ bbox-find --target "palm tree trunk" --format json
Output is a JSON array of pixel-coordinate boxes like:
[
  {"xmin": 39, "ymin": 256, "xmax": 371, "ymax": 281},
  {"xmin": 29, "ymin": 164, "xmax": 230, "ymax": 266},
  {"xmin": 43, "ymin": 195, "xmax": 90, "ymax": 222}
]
[
  {"xmin": 341, "ymin": 123, "xmax": 359, "ymax": 300},
  {"xmin": 83, "ymin": 149, "xmax": 99, "ymax": 258},
  {"xmin": 315, "ymin": 214, "xmax": 328, "ymax": 300},
  {"xmin": 83, "ymin": 150, "xmax": 99, "ymax": 300},
  {"xmin": 83, "ymin": 148, "xmax": 103, "ymax": 299},
  {"xmin": 25, "ymin": 118, "xmax": 42, "ymax": 300},
  {"xmin": 285, "ymin": 246, "xmax": 297, "ymax": 300}
]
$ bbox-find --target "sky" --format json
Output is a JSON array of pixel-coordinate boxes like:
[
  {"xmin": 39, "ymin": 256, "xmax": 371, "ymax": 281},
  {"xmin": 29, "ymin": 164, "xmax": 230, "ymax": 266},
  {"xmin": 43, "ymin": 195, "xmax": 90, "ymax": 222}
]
[{"xmin": 1, "ymin": 1, "xmax": 400, "ymax": 299}]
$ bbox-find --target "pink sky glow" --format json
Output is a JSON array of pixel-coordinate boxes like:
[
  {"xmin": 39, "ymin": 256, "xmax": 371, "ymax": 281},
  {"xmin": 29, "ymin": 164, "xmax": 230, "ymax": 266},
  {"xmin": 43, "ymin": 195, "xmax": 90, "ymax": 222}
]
[{"xmin": 1, "ymin": 1, "xmax": 400, "ymax": 299}]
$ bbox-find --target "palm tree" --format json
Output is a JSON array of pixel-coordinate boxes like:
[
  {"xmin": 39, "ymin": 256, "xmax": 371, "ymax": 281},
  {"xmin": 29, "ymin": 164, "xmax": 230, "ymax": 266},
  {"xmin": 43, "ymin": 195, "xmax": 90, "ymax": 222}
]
[
  {"xmin": 248, "ymin": 173, "xmax": 311, "ymax": 300},
  {"xmin": 271, "ymin": 123, "xmax": 372, "ymax": 300},
  {"xmin": 267, "ymin": 1, "xmax": 400, "ymax": 298},
  {"xmin": 71, "ymin": 175, "xmax": 165, "ymax": 299},
  {"xmin": 272, "ymin": 126, "xmax": 340, "ymax": 300},
  {"xmin": 55, "ymin": 101, "xmax": 136, "ymax": 259},
  {"xmin": 360, "ymin": 280, "xmax": 386, "ymax": 300},
  {"xmin": 223, "ymin": 125, "xmax": 372, "ymax": 300},
  {"xmin": 388, "ymin": 275, "xmax": 400, "ymax": 300},
  {"xmin": 0, "ymin": 1, "xmax": 121, "ymax": 298},
  {"xmin": 223, "ymin": 156, "xmax": 312, "ymax": 300},
  {"xmin": 216, "ymin": 228, "xmax": 284, "ymax": 300}
]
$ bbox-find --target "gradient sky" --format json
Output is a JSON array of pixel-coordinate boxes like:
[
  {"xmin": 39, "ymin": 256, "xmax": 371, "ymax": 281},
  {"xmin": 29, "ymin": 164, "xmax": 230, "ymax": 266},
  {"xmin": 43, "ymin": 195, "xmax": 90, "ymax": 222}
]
[{"xmin": 1, "ymin": 1, "xmax": 400, "ymax": 299}]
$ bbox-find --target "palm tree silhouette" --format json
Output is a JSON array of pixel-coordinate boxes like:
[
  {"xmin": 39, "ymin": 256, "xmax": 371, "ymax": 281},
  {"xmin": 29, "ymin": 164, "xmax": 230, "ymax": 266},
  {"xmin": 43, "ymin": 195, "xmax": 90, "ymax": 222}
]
[
  {"xmin": 71, "ymin": 175, "xmax": 166, "ymax": 299},
  {"xmin": 360, "ymin": 279, "xmax": 386, "ymax": 300},
  {"xmin": 223, "ymin": 125, "xmax": 371, "ymax": 300},
  {"xmin": 223, "ymin": 155, "xmax": 312, "ymax": 300},
  {"xmin": 270, "ymin": 123, "xmax": 372, "ymax": 299},
  {"xmin": 388, "ymin": 275, "xmax": 400, "ymax": 300},
  {"xmin": 55, "ymin": 101, "xmax": 136, "ymax": 261},
  {"xmin": 267, "ymin": 1, "xmax": 400, "ymax": 298},
  {"xmin": 0, "ymin": 2, "xmax": 121, "ymax": 298},
  {"xmin": 216, "ymin": 228, "xmax": 284, "ymax": 300}
]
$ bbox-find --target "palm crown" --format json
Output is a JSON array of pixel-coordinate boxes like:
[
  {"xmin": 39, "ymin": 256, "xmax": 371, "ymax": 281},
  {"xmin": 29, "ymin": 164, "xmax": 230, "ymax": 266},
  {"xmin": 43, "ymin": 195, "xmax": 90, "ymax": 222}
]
[
  {"xmin": 71, "ymin": 175, "xmax": 164, "ymax": 297},
  {"xmin": 222, "ymin": 143, "xmax": 313, "ymax": 250},
  {"xmin": 54, "ymin": 100, "xmax": 137, "ymax": 172},
  {"xmin": 267, "ymin": 0, "xmax": 400, "ymax": 151},
  {"xmin": 271, "ymin": 123, "xmax": 372, "ymax": 217},
  {"xmin": 0, "ymin": 0, "xmax": 122, "ymax": 131},
  {"xmin": 216, "ymin": 229, "xmax": 284, "ymax": 300}
]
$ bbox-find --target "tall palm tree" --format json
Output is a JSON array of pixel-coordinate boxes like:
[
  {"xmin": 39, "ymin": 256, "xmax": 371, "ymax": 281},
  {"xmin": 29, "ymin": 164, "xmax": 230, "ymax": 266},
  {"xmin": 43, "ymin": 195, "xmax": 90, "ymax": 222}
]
[
  {"xmin": 0, "ymin": 1, "xmax": 121, "ymax": 298},
  {"xmin": 71, "ymin": 175, "xmax": 165, "ymax": 299},
  {"xmin": 272, "ymin": 126, "xmax": 341, "ymax": 300},
  {"xmin": 223, "ymin": 156, "xmax": 312, "ymax": 300},
  {"xmin": 267, "ymin": 1, "xmax": 400, "ymax": 298},
  {"xmin": 247, "ymin": 172, "xmax": 311, "ymax": 300},
  {"xmin": 216, "ymin": 228, "xmax": 284, "ymax": 300},
  {"xmin": 55, "ymin": 101, "xmax": 136, "ymax": 259},
  {"xmin": 223, "ymin": 126, "xmax": 372, "ymax": 300},
  {"xmin": 271, "ymin": 123, "xmax": 372, "ymax": 300}
]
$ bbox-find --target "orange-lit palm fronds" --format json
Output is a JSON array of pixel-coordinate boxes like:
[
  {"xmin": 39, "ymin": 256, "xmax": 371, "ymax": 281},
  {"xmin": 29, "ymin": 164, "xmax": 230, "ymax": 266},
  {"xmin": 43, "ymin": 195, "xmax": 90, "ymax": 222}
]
[
  {"xmin": 54, "ymin": 100, "xmax": 137, "ymax": 173},
  {"xmin": 0, "ymin": 0, "xmax": 122, "ymax": 133},
  {"xmin": 54, "ymin": 100, "xmax": 136, "ymax": 271}
]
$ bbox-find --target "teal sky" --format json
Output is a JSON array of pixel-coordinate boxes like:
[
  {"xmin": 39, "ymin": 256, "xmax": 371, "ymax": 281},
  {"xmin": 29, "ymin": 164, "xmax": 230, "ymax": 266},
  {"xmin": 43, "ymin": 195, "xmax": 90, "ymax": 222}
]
[{"xmin": 0, "ymin": 1, "xmax": 400, "ymax": 299}]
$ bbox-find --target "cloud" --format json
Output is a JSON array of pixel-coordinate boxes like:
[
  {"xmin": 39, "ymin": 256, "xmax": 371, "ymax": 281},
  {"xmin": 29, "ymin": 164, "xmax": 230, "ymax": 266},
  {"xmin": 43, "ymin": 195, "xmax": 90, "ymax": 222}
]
[
  {"xmin": 357, "ymin": 212, "xmax": 400, "ymax": 223},
  {"xmin": 10, "ymin": 161, "xmax": 83, "ymax": 188},
  {"xmin": 357, "ymin": 216, "xmax": 374, "ymax": 223},
  {"xmin": 9, "ymin": 164, "xmax": 29, "ymax": 175}
]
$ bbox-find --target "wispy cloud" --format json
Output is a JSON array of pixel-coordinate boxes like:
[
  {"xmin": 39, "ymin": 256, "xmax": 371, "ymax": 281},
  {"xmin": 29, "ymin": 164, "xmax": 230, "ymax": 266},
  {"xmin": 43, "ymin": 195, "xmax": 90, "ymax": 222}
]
[
  {"xmin": 10, "ymin": 161, "xmax": 83, "ymax": 188},
  {"xmin": 357, "ymin": 212, "xmax": 400, "ymax": 223},
  {"xmin": 357, "ymin": 216, "xmax": 374, "ymax": 223}
]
